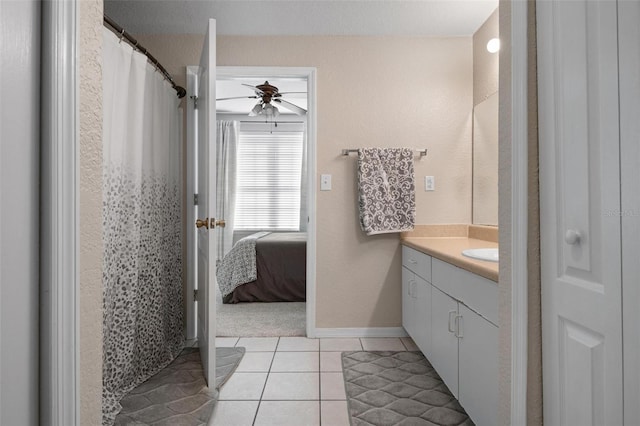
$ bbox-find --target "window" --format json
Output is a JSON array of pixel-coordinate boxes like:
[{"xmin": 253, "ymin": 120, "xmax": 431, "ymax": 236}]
[{"xmin": 234, "ymin": 130, "xmax": 304, "ymax": 230}]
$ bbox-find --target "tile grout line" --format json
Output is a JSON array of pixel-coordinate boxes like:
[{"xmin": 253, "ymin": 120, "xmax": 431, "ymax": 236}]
[
  {"xmin": 252, "ymin": 337, "xmax": 279, "ymax": 426},
  {"xmin": 318, "ymin": 349, "xmax": 322, "ymax": 426}
]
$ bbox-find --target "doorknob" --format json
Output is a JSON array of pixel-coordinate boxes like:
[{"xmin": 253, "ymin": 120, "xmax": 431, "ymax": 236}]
[
  {"xmin": 564, "ymin": 229, "xmax": 581, "ymax": 245},
  {"xmin": 195, "ymin": 218, "xmax": 209, "ymax": 229},
  {"xmin": 215, "ymin": 219, "xmax": 226, "ymax": 228}
]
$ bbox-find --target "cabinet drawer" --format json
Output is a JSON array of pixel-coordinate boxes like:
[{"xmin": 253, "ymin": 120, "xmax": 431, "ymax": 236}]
[
  {"xmin": 402, "ymin": 245, "xmax": 431, "ymax": 281},
  {"xmin": 432, "ymin": 258, "xmax": 498, "ymax": 325}
]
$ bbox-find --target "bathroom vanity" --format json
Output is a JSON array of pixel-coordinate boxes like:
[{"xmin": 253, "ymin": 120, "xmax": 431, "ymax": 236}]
[{"xmin": 401, "ymin": 225, "xmax": 498, "ymax": 426}]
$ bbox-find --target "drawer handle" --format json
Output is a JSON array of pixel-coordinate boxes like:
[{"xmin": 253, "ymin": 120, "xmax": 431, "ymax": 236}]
[
  {"xmin": 455, "ymin": 314, "xmax": 464, "ymax": 338},
  {"xmin": 409, "ymin": 258, "xmax": 418, "ymax": 264},
  {"xmin": 448, "ymin": 311, "xmax": 456, "ymax": 333}
]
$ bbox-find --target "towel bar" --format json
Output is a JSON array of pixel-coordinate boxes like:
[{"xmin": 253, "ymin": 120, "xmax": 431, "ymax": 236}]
[{"xmin": 341, "ymin": 148, "xmax": 428, "ymax": 158}]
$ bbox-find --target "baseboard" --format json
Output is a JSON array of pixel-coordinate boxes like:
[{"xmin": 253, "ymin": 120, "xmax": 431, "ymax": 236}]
[{"xmin": 312, "ymin": 327, "xmax": 408, "ymax": 338}]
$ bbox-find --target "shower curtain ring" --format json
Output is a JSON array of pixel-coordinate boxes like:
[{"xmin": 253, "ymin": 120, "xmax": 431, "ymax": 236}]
[{"xmin": 119, "ymin": 28, "xmax": 125, "ymax": 43}]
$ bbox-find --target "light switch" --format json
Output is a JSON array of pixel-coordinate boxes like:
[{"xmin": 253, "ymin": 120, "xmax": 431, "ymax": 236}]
[
  {"xmin": 425, "ymin": 176, "xmax": 435, "ymax": 191},
  {"xmin": 321, "ymin": 174, "xmax": 332, "ymax": 191}
]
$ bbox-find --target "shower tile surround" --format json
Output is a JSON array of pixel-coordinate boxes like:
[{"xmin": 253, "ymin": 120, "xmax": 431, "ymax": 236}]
[{"xmin": 209, "ymin": 337, "xmax": 420, "ymax": 426}]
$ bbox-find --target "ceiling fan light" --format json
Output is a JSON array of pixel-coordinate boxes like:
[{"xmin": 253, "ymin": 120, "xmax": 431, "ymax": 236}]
[
  {"xmin": 250, "ymin": 102, "xmax": 263, "ymax": 116},
  {"xmin": 263, "ymin": 103, "xmax": 278, "ymax": 116}
]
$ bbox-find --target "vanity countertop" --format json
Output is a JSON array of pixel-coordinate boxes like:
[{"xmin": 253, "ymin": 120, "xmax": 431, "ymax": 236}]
[{"xmin": 401, "ymin": 225, "xmax": 499, "ymax": 282}]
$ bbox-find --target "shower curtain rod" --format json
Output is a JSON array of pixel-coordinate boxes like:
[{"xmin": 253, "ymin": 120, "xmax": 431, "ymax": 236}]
[{"xmin": 103, "ymin": 15, "xmax": 186, "ymax": 99}]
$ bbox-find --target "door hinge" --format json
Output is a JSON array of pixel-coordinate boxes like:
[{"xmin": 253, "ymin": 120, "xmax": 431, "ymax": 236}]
[
  {"xmin": 190, "ymin": 95, "xmax": 198, "ymax": 109},
  {"xmin": 193, "ymin": 289, "xmax": 199, "ymax": 301},
  {"xmin": 194, "ymin": 193, "xmax": 199, "ymax": 205}
]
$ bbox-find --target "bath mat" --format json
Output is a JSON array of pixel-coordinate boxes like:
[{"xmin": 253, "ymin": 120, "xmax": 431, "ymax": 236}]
[
  {"xmin": 342, "ymin": 351, "xmax": 474, "ymax": 426},
  {"xmin": 114, "ymin": 347, "xmax": 244, "ymax": 426}
]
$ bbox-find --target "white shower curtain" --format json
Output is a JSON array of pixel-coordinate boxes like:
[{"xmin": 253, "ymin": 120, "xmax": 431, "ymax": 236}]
[
  {"xmin": 216, "ymin": 120, "xmax": 238, "ymax": 262},
  {"xmin": 101, "ymin": 29, "xmax": 183, "ymax": 425}
]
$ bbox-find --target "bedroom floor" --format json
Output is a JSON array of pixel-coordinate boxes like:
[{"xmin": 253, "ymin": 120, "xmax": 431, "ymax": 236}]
[
  {"xmin": 216, "ymin": 284, "xmax": 306, "ymax": 337},
  {"xmin": 208, "ymin": 336, "xmax": 419, "ymax": 426}
]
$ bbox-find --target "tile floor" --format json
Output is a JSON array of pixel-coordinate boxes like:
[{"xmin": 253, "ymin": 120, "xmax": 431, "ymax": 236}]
[{"xmin": 208, "ymin": 336, "xmax": 418, "ymax": 426}]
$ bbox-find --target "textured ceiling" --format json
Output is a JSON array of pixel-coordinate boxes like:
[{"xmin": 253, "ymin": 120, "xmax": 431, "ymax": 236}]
[{"xmin": 104, "ymin": 0, "xmax": 498, "ymax": 36}]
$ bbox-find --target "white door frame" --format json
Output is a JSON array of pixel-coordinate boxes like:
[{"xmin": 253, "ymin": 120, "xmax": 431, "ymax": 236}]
[
  {"xmin": 41, "ymin": 0, "xmax": 80, "ymax": 424},
  {"xmin": 186, "ymin": 66, "xmax": 318, "ymax": 337},
  {"xmin": 509, "ymin": 1, "xmax": 529, "ymax": 424}
]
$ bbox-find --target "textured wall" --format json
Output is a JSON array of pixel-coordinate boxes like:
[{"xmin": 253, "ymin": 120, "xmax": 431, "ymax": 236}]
[
  {"xmin": 497, "ymin": 1, "xmax": 543, "ymax": 424},
  {"xmin": 79, "ymin": 0, "xmax": 104, "ymax": 423},
  {"xmin": 497, "ymin": 0, "xmax": 512, "ymax": 423},
  {"xmin": 525, "ymin": 0, "xmax": 542, "ymax": 423},
  {"xmin": 135, "ymin": 34, "xmax": 473, "ymax": 329}
]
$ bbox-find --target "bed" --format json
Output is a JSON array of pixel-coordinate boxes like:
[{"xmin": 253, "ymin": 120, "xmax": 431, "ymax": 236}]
[{"xmin": 218, "ymin": 232, "xmax": 307, "ymax": 304}]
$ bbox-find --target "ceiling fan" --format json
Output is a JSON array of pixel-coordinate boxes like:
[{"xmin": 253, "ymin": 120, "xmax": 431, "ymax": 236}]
[{"xmin": 217, "ymin": 81, "xmax": 307, "ymax": 117}]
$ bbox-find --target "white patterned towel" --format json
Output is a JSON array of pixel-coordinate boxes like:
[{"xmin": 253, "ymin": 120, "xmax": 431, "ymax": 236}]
[
  {"xmin": 216, "ymin": 232, "xmax": 270, "ymax": 297},
  {"xmin": 357, "ymin": 148, "xmax": 415, "ymax": 236}
]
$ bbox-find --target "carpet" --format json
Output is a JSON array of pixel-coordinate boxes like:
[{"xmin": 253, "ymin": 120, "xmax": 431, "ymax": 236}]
[
  {"xmin": 342, "ymin": 351, "xmax": 474, "ymax": 426},
  {"xmin": 114, "ymin": 347, "xmax": 244, "ymax": 426},
  {"xmin": 216, "ymin": 283, "xmax": 306, "ymax": 337}
]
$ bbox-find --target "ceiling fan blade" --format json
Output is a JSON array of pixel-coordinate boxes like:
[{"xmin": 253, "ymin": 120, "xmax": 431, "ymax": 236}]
[
  {"xmin": 277, "ymin": 92, "xmax": 307, "ymax": 95},
  {"xmin": 216, "ymin": 96, "xmax": 259, "ymax": 101},
  {"xmin": 273, "ymin": 98, "xmax": 307, "ymax": 116},
  {"xmin": 241, "ymin": 83, "xmax": 265, "ymax": 95}
]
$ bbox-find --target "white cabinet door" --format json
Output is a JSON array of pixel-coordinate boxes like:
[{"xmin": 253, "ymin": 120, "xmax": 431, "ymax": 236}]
[
  {"xmin": 402, "ymin": 266, "xmax": 414, "ymax": 337},
  {"xmin": 430, "ymin": 286, "xmax": 459, "ymax": 398},
  {"xmin": 413, "ymin": 275, "xmax": 431, "ymax": 358},
  {"xmin": 458, "ymin": 304, "xmax": 498, "ymax": 426},
  {"xmin": 538, "ymin": 0, "xmax": 623, "ymax": 423}
]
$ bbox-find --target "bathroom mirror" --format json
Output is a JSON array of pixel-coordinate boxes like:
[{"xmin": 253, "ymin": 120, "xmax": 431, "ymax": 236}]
[{"xmin": 472, "ymin": 91, "xmax": 498, "ymax": 225}]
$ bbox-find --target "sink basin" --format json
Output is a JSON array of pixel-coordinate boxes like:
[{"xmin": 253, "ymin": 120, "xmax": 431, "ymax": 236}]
[{"xmin": 462, "ymin": 248, "xmax": 499, "ymax": 262}]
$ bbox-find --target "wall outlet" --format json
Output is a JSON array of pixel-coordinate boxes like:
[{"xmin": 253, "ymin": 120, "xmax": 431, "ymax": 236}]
[
  {"xmin": 320, "ymin": 174, "xmax": 332, "ymax": 191},
  {"xmin": 425, "ymin": 176, "xmax": 435, "ymax": 191}
]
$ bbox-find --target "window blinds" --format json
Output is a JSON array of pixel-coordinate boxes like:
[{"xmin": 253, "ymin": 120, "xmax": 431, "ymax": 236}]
[{"xmin": 234, "ymin": 130, "xmax": 304, "ymax": 230}]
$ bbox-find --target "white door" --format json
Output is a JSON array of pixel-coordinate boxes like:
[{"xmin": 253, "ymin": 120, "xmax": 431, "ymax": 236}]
[
  {"xmin": 619, "ymin": 1, "xmax": 640, "ymax": 423},
  {"xmin": 538, "ymin": 0, "xmax": 623, "ymax": 424},
  {"xmin": 196, "ymin": 19, "xmax": 217, "ymax": 387},
  {"xmin": 0, "ymin": 0, "xmax": 40, "ymax": 423}
]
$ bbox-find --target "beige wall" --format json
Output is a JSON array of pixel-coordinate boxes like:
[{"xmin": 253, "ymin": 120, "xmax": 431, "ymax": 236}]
[
  {"xmin": 79, "ymin": 0, "xmax": 104, "ymax": 423},
  {"xmin": 498, "ymin": 0, "xmax": 513, "ymax": 423},
  {"xmin": 497, "ymin": 1, "xmax": 542, "ymax": 424},
  {"xmin": 137, "ymin": 34, "xmax": 473, "ymax": 328},
  {"xmin": 473, "ymin": 9, "xmax": 500, "ymax": 107},
  {"xmin": 525, "ymin": 0, "xmax": 542, "ymax": 423}
]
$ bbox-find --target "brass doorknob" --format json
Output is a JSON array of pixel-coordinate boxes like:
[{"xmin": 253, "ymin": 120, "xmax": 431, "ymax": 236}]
[
  {"xmin": 215, "ymin": 219, "xmax": 226, "ymax": 228},
  {"xmin": 195, "ymin": 218, "xmax": 209, "ymax": 229}
]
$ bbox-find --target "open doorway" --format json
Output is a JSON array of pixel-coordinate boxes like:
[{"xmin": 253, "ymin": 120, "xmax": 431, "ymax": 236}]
[{"xmin": 187, "ymin": 66, "xmax": 317, "ymax": 339}]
